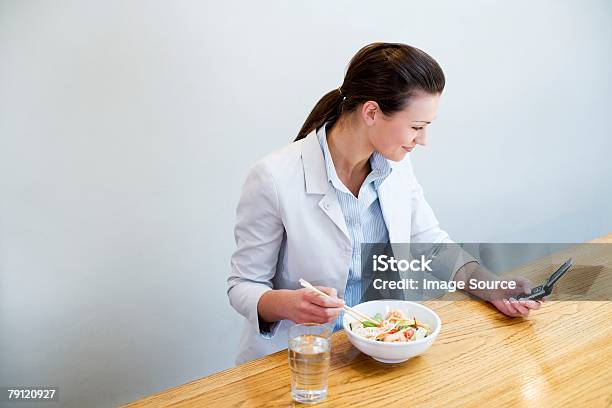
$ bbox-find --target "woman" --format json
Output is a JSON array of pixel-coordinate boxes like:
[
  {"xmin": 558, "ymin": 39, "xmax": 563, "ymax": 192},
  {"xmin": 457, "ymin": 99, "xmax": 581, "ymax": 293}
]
[{"xmin": 228, "ymin": 42, "xmax": 541, "ymax": 364}]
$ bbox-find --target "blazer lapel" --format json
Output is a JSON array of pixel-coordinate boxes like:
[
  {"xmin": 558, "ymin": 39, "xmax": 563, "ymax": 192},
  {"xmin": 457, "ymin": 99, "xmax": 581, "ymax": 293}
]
[
  {"xmin": 378, "ymin": 164, "xmax": 413, "ymax": 243},
  {"xmin": 318, "ymin": 186, "xmax": 350, "ymax": 240},
  {"xmin": 301, "ymin": 130, "xmax": 350, "ymax": 241}
]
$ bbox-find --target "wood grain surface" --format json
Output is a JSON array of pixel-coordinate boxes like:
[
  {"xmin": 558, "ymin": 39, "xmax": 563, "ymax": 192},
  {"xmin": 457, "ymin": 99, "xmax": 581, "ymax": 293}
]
[{"xmin": 124, "ymin": 234, "xmax": 612, "ymax": 407}]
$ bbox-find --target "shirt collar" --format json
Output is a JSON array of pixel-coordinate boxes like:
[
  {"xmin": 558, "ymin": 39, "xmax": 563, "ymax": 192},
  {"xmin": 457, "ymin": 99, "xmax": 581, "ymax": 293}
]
[{"xmin": 316, "ymin": 121, "xmax": 392, "ymax": 192}]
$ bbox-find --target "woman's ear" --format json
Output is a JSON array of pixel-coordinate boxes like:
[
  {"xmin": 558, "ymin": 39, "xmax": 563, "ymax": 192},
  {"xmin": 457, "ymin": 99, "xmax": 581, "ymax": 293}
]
[{"xmin": 361, "ymin": 100, "xmax": 380, "ymax": 126}]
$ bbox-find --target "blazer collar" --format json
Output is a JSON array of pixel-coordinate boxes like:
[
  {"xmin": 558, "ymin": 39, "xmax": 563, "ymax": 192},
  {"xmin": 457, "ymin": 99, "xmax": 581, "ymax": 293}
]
[
  {"xmin": 301, "ymin": 129, "xmax": 329, "ymax": 195},
  {"xmin": 300, "ymin": 125, "xmax": 401, "ymax": 195}
]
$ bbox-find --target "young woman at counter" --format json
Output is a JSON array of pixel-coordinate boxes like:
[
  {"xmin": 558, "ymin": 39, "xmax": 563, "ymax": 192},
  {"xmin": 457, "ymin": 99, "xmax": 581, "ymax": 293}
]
[{"xmin": 228, "ymin": 42, "xmax": 542, "ymax": 364}]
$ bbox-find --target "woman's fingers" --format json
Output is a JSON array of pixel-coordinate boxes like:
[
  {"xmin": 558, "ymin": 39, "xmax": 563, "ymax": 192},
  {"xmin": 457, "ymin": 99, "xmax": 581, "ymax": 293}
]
[
  {"xmin": 316, "ymin": 286, "xmax": 338, "ymax": 298},
  {"xmin": 496, "ymin": 296, "xmax": 543, "ymax": 317},
  {"xmin": 302, "ymin": 302, "xmax": 342, "ymax": 322},
  {"xmin": 291, "ymin": 287, "xmax": 344, "ymax": 324},
  {"xmin": 501, "ymin": 299, "xmax": 522, "ymax": 317},
  {"xmin": 520, "ymin": 299, "xmax": 541, "ymax": 310},
  {"xmin": 507, "ymin": 277, "xmax": 543, "ymax": 315},
  {"xmin": 307, "ymin": 287, "xmax": 344, "ymax": 308},
  {"xmin": 509, "ymin": 298, "xmax": 529, "ymax": 316}
]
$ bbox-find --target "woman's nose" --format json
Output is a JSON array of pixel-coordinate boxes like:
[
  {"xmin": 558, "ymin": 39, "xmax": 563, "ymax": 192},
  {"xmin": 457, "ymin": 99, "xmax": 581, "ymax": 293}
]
[{"xmin": 415, "ymin": 130, "xmax": 427, "ymax": 146}]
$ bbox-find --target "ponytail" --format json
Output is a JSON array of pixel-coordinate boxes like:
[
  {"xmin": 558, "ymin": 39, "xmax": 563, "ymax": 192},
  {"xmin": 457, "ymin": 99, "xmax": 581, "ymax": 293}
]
[{"xmin": 294, "ymin": 88, "xmax": 345, "ymax": 142}]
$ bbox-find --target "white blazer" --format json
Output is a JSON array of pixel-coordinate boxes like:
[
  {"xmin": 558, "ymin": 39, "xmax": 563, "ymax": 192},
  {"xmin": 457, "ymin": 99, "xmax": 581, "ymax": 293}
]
[{"xmin": 228, "ymin": 128, "xmax": 467, "ymax": 365}]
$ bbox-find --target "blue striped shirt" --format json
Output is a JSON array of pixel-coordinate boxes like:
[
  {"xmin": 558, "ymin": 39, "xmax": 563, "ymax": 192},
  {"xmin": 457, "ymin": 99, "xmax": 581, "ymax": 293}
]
[{"xmin": 316, "ymin": 122, "xmax": 392, "ymax": 331}]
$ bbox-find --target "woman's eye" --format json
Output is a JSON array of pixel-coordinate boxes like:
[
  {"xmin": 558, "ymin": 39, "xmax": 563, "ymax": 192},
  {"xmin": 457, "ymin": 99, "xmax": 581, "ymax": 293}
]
[{"xmin": 412, "ymin": 127, "xmax": 423, "ymax": 131}]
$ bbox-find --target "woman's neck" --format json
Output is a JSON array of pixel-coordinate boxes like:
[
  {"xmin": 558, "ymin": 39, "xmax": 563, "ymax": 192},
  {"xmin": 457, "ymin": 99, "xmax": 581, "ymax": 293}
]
[{"xmin": 326, "ymin": 115, "xmax": 373, "ymax": 180}]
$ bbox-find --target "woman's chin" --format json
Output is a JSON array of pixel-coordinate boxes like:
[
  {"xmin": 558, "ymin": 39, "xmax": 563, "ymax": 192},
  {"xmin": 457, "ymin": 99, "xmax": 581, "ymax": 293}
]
[{"xmin": 390, "ymin": 150, "xmax": 408, "ymax": 161}]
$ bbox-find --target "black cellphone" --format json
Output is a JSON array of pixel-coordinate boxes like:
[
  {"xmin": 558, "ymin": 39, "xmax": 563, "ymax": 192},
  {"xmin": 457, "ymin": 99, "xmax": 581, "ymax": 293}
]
[{"xmin": 514, "ymin": 258, "xmax": 573, "ymax": 300}]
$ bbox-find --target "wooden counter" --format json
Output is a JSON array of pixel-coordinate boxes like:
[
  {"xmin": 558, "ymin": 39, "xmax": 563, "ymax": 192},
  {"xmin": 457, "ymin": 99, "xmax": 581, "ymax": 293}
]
[{"xmin": 125, "ymin": 234, "xmax": 612, "ymax": 407}]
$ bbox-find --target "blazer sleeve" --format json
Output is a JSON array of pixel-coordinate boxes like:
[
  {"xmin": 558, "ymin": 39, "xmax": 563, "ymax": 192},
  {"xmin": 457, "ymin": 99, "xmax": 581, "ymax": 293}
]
[
  {"xmin": 227, "ymin": 161, "xmax": 285, "ymax": 338},
  {"xmin": 407, "ymin": 162, "xmax": 479, "ymax": 282}
]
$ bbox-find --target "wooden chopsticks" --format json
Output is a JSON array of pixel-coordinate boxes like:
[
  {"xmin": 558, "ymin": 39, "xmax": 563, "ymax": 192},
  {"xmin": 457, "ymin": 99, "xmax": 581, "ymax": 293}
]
[{"xmin": 298, "ymin": 278, "xmax": 380, "ymax": 326}]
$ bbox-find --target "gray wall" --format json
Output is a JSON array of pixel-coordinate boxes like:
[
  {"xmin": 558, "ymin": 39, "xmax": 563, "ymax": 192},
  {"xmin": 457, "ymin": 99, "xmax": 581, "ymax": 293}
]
[{"xmin": 1, "ymin": 1, "xmax": 610, "ymax": 407}]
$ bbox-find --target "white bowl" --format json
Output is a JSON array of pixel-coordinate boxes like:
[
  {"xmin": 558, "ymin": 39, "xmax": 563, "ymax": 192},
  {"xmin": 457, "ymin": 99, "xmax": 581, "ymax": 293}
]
[{"xmin": 342, "ymin": 300, "xmax": 441, "ymax": 364}]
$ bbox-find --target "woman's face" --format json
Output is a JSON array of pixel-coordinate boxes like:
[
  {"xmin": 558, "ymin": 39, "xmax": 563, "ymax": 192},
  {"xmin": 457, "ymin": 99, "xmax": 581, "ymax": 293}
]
[{"xmin": 366, "ymin": 92, "xmax": 440, "ymax": 161}]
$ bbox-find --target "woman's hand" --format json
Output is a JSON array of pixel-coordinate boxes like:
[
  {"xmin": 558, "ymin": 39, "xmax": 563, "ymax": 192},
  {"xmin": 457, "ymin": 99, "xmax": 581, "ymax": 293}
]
[
  {"xmin": 490, "ymin": 276, "xmax": 543, "ymax": 317},
  {"xmin": 455, "ymin": 264, "xmax": 544, "ymax": 318},
  {"xmin": 283, "ymin": 286, "xmax": 344, "ymax": 324}
]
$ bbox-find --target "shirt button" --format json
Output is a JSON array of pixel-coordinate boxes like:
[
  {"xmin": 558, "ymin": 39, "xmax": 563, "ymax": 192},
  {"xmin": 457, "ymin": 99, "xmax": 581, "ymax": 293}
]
[{"xmin": 324, "ymin": 203, "xmax": 331, "ymax": 210}]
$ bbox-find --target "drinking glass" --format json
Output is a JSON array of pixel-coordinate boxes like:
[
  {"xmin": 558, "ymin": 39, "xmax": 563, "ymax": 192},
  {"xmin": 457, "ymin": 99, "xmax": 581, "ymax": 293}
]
[{"xmin": 288, "ymin": 323, "xmax": 332, "ymax": 404}]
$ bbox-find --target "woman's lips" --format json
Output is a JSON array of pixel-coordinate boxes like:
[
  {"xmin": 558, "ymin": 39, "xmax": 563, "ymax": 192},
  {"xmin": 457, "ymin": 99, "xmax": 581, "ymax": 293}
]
[{"xmin": 402, "ymin": 146, "xmax": 414, "ymax": 152}]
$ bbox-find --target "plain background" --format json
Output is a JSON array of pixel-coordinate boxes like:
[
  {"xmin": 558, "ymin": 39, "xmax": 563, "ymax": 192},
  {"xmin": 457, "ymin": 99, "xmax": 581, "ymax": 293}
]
[{"xmin": 1, "ymin": 1, "xmax": 610, "ymax": 407}]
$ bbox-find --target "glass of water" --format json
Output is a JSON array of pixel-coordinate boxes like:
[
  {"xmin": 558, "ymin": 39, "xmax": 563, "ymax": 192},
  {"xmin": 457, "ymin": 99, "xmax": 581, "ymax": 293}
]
[{"xmin": 288, "ymin": 323, "xmax": 332, "ymax": 404}]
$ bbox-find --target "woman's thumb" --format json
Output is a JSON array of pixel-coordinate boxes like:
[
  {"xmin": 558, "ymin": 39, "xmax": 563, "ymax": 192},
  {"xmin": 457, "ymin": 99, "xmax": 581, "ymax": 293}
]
[
  {"xmin": 514, "ymin": 276, "xmax": 531, "ymax": 293},
  {"xmin": 316, "ymin": 286, "xmax": 340, "ymax": 299}
]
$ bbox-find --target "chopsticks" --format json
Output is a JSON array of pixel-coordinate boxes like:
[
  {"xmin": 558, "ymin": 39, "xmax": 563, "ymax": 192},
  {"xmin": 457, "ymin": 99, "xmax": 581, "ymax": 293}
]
[{"xmin": 298, "ymin": 278, "xmax": 380, "ymax": 326}]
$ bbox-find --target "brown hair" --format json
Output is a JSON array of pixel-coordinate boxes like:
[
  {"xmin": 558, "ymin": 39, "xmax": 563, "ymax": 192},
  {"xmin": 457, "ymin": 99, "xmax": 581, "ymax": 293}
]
[{"xmin": 295, "ymin": 42, "xmax": 445, "ymax": 141}]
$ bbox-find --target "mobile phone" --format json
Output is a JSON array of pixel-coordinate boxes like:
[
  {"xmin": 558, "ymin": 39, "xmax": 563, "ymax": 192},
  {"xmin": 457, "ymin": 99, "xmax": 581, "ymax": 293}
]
[{"xmin": 514, "ymin": 258, "xmax": 573, "ymax": 300}]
